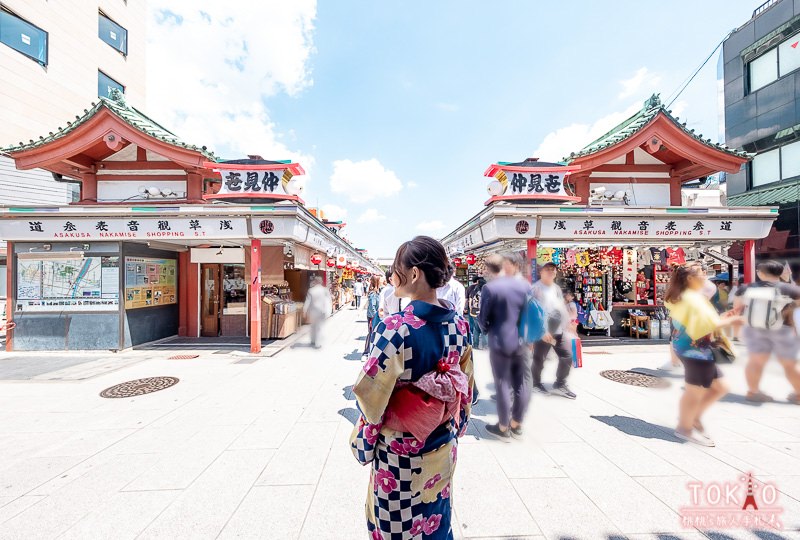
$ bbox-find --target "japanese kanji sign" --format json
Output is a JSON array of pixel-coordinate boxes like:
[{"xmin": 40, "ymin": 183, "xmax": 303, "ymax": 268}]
[
  {"xmin": 538, "ymin": 217, "xmax": 770, "ymax": 240},
  {"xmin": 0, "ymin": 218, "xmax": 248, "ymax": 240},
  {"xmin": 507, "ymin": 172, "xmax": 568, "ymax": 197}
]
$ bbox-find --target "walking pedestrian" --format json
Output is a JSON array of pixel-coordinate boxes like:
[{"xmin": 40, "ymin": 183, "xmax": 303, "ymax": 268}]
[
  {"xmin": 666, "ymin": 262, "xmax": 741, "ymax": 446},
  {"xmin": 365, "ymin": 275, "xmax": 382, "ymax": 355},
  {"xmin": 478, "ymin": 252, "xmax": 532, "ymax": 438},
  {"xmin": 353, "ymin": 278, "xmax": 365, "ymax": 309},
  {"xmin": 350, "ymin": 236, "xmax": 473, "ymax": 539},
  {"xmin": 733, "ymin": 260, "xmax": 800, "ymax": 404},
  {"xmin": 531, "ymin": 262, "xmax": 576, "ymax": 399},
  {"xmin": 303, "ymin": 276, "xmax": 332, "ymax": 348},
  {"xmin": 437, "ymin": 264, "xmax": 466, "ymax": 315},
  {"xmin": 465, "ymin": 277, "xmax": 486, "ymax": 349}
]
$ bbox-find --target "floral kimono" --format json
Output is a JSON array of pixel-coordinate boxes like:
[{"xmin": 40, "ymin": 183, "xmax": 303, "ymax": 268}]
[{"xmin": 350, "ymin": 300, "xmax": 474, "ymax": 540}]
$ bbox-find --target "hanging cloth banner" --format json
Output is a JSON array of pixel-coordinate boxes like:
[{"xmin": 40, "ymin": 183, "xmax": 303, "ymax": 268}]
[{"xmin": 623, "ymin": 248, "xmax": 637, "ymax": 283}]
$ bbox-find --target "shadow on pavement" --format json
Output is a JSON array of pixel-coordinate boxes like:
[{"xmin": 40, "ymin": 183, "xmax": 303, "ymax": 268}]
[
  {"xmin": 338, "ymin": 407, "xmax": 359, "ymax": 426},
  {"xmin": 629, "ymin": 367, "xmax": 683, "ymax": 379},
  {"xmin": 717, "ymin": 392, "xmax": 794, "ymax": 407},
  {"xmin": 342, "ymin": 385, "xmax": 354, "ymax": 400},
  {"xmin": 343, "ymin": 349, "xmax": 363, "ymax": 361},
  {"xmin": 470, "ymin": 398, "xmax": 495, "ymax": 417},
  {"xmin": 291, "ymin": 342, "xmax": 316, "ymax": 349},
  {"xmin": 706, "ymin": 531, "xmax": 790, "ymax": 540},
  {"xmin": 591, "ymin": 415, "xmax": 682, "ymax": 443}
]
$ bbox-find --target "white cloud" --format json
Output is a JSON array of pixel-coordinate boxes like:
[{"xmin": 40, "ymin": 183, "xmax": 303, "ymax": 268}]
[
  {"xmin": 320, "ymin": 204, "xmax": 347, "ymax": 221},
  {"xmin": 329, "ymin": 159, "xmax": 403, "ymax": 203},
  {"xmin": 416, "ymin": 220, "xmax": 447, "ymax": 234},
  {"xmin": 533, "ymin": 102, "xmax": 642, "ymax": 162},
  {"xmin": 618, "ymin": 67, "xmax": 662, "ymax": 100},
  {"xmin": 357, "ymin": 209, "xmax": 385, "ymax": 223},
  {"xmin": 146, "ymin": 1, "xmax": 316, "ymax": 178}
]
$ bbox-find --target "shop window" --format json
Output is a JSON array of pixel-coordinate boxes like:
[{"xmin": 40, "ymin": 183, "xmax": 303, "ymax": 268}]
[
  {"xmin": 222, "ymin": 265, "xmax": 247, "ymax": 315},
  {"xmin": 751, "ymin": 148, "xmax": 780, "ymax": 187},
  {"xmin": 749, "ymin": 48, "xmax": 778, "ymax": 93},
  {"xmin": 98, "ymin": 70, "xmax": 124, "ymax": 99},
  {"xmin": 0, "ymin": 7, "xmax": 48, "ymax": 65},
  {"xmin": 98, "ymin": 12, "xmax": 127, "ymax": 55}
]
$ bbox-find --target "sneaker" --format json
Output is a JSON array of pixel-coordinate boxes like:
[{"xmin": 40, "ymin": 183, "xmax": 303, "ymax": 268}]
[
  {"xmin": 485, "ymin": 423, "xmax": 511, "ymax": 439},
  {"xmin": 674, "ymin": 429, "xmax": 715, "ymax": 447},
  {"xmin": 510, "ymin": 426, "xmax": 524, "ymax": 439},
  {"xmin": 551, "ymin": 383, "xmax": 576, "ymax": 400},
  {"xmin": 659, "ymin": 361, "xmax": 682, "ymax": 372},
  {"xmin": 746, "ymin": 391, "xmax": 775, "ymax": 403},
  {"xmin": 532, "ymin": 384, "xmax": 550, "ymax": 395},
  {"xmin": 788, "ymin": 393, "xmax": 799, "ymax": 405},
  {"xmin": 471, "ymin": 392, "xmax": 479, "ymax": 406}
]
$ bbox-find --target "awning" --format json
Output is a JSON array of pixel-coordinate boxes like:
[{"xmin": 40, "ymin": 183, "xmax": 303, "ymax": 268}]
[{"xmin": 728, "ymin": 179, "xmax": 800, "ymax": 207}]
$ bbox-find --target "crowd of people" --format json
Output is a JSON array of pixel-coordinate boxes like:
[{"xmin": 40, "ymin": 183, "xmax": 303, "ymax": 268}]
[{"xmin": 319, "ymin": 235, "xmax": 800, "ymax": 538}]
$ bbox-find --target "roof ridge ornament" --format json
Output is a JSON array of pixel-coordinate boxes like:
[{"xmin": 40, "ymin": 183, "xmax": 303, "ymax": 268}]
[
  {"xmin": 108, "ymin": 88, "xmax": 127, "ymax": 106},
  {"xmin": 644, "ymin": 94, "xmax": 661, "ymax": 110}
]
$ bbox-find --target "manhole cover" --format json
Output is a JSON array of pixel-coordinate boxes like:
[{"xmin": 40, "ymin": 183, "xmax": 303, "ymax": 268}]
[
  {"xmin": 100, "ymin": 376, "xmax": 179, "ymax": 398},
  {"xmin": 168, "ymin": 354, "xmax": 199, "ymax": 360},
  {"xmin": 599, "ymin": 370, "xmax": 669, "ymax": 388}
]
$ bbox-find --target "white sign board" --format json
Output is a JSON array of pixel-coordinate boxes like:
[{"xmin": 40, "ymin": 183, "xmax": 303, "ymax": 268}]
[
  {"xmin": 539, "ymin": 217, "xmax": 772, "ymax": 240},
  {"xmin": 0, "ymin": 218, "xmax": 248, "ymax": 241},
  {"xmin": 507, "ymin": 172, "xmax": 567, "ymax": 196},
  {"xmin": 218, "ymin": 169, "xmax": 289, "ymax": 195}
]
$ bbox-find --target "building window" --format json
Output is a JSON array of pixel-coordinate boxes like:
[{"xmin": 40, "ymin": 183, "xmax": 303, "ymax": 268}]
[
  {"xmin": 0, "ymin": 7, "xmax": 48, "ymax": 65},
  {"xmin": 98, "ymin": 12, "xmax": 127, "ymax": 55},
  {"xmin": 98, "ymin": 70, "xmax": 124, "ymax": 99},
  {"xmin": 749, "ymin": 47, "xmax": 778, "ymax": 93},
  {"xmin": 747, "ymin": 32, "xmax": 800, "ymax": 93},
  {"xmin": 750, "ymin": 139, "xmax": 800, "ymax": 188},
  {"xmin": 752, "ymin": 148, "xmax": 780, "ymax": 187}
]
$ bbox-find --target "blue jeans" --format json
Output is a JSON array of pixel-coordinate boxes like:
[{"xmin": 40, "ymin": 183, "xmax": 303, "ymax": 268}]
[{"xmin": 468, "ymin": 315, "xmax": 486, "ymax": 349}]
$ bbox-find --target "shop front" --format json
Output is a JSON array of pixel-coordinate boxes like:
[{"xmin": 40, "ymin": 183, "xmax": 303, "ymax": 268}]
[
  {"xmin": 0, "ymin": 91, "xmax": 379, "ymax": 353},
  {"xmin": 441, "ymin": 94, "xmax": 777, "ymax": 343}
]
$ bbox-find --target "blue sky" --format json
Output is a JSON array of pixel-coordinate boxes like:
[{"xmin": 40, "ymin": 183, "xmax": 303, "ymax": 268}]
[{"xmin": 149, "ymin": 1, "xmax": 760, "ymax": 258}]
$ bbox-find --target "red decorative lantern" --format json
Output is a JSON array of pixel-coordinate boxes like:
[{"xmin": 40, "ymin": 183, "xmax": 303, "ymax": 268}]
[
  {"xmin": 465, "ymin": 254, "xmax": 477, "ymax": 265},
  {"xmin": 310, "ymin": 253, "xmax": 323, "ymax": 265},
  {"xmin": 453, "ymin": 257, "xmax": 463, "ymax": 267},
  {"xmin": 326, "ymin": 258, "xmax": 335, "ymax": 268}
]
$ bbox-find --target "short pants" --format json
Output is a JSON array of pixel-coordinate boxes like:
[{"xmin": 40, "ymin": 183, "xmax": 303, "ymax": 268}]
[
  {"xmin": 742, "ymin": 326, "xmax": 800, "ymax": 360},
  {"xmin": 683, "ymin": 358, "xmax": 722, "ymax": 389}
]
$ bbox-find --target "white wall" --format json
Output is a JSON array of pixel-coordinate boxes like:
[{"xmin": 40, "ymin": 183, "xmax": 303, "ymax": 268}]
[{"xmin": 589, "ymin": 183, "xmax": 670, "ymax": 206}]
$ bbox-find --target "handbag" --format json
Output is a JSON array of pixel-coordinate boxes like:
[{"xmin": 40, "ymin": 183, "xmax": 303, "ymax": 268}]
[{"xmin": 711, "ymin": 342, "xmax": 735, "ymax": 364}]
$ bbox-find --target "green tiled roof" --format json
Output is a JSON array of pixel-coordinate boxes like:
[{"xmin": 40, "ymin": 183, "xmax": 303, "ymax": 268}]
[
  {"xmin": 1, "ymin": 89, "xmax": 217, "ymax": 160},
  {"xmin": 728, "ymin": 178, "xmax": 800, "ymax": 206},
  {"xmin": 563, "ymin": 94, "xmax": 751, "ymax": 162}
]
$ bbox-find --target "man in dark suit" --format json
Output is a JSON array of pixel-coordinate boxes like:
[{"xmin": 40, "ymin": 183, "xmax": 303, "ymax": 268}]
[{"xmin": 477, "ymin": 252, "xmax": 532, "ymax": 439}]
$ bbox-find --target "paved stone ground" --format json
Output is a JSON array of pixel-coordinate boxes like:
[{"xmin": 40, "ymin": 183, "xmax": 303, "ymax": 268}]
[{"xmin": 0, "ymin": 308, "xmax": 798, "ymax": 540}]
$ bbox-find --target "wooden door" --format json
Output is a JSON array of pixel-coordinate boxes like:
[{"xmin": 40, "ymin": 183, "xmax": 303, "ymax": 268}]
[{"xmin": 200, "ymin": 264, "xmax": 221, "ymax": 337}]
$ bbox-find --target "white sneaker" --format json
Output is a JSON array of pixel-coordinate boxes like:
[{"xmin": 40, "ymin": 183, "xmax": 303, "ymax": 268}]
[{"xmin": 674, "ymin": 429, "xmax": 715, "ymax": 447}]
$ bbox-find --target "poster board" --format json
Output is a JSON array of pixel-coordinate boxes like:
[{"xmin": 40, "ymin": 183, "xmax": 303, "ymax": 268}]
[
  {"xmin": 124, "ymin": 257, "xmax": 177, "ymax": 309},
  {"xmin": 16, "ymin": 256, "xmax": 119, "ymax": 312}
]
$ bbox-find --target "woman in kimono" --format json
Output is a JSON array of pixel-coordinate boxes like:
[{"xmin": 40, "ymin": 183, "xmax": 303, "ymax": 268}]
[{"xmin": 350, "ymin": 236, "xmax": 474, "ymax": 539}]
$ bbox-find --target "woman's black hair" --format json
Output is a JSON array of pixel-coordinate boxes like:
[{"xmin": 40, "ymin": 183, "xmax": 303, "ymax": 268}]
[
  {"xmin": 392, "ymin": 236, "xmax": 449, "ymax": 289},
  {"xmin": 757, "ymin": 260, "xmax": 784, "ymax": 278}
]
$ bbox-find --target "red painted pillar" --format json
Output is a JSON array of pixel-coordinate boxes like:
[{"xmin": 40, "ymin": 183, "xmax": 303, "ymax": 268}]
[
  {"xmin": 743, "ymin": 240, "xmax": 756, "ymax": 284},
  {"xmin": 187, "ymin": 172, "xmax": 203, "ymax": 202},
  {"xmin": 81, "ymin": 173, "xmax": 97, "ymax": 203},
  {"xmin": 526, "ymin": 239, "xmax": 538, "ymax": 283},
  {"xmin": 250, "ymin": 239, "xmax": 262, "ymax": 353},
  {"xmin": 178, "ymin": 251, "xmax": 189, "ymax": 336},
  {"xmin": 5, "ymin": 241, "xmax": 13, "ymax": 352}
]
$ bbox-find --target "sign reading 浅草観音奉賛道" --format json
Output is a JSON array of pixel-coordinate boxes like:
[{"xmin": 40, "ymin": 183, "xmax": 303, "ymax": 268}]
[
  {"xmin": 0, "ymin": 218, "xmax": 248, "ymax": 240},
  {"xmin": 538, "ymin": 217, "xmax": 771, "ymax": 240}
]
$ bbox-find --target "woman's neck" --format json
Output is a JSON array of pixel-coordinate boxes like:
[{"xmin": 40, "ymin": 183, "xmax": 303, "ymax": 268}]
[{"xmin": 409, "ymin": 289, "xmax": 439, "ymax": 306}]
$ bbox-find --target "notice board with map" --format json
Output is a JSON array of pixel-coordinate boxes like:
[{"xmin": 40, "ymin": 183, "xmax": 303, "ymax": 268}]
[
  {"xmin": 16, "ymin": 257, "xmax": 120, "ymax": 312},
  {"xmin": 124, "ymin": 257, "xmax": 177, "ymax": 309}
]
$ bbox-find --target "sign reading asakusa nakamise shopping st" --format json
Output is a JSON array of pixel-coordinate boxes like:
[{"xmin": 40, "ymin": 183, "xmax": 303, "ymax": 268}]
[
  {"xmin": 539, "ymin": 216, "xmax": 766, "ymax": 239},
  {"xmin": 0, "ymin": 218, "xmax": 248, "ymax": 240}
]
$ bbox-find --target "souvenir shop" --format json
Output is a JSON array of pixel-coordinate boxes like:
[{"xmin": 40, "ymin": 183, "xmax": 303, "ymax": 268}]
[{"xmin": 442, "ymin": 203, "xmax": 777, "ymax": 344}]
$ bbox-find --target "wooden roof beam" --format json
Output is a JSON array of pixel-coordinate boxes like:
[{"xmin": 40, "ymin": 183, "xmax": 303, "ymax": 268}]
[{"xmin": 63, "ymin": 153, "xmax": 96, "ymax": 171}]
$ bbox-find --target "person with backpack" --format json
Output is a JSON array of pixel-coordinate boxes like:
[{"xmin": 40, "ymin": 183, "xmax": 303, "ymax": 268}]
[
  {"xmin": 466, "ymin": 277, "xmax": 486, "ymax": 349},
  {"xmin": 477, "ymin": 252, "xmax": 533, "ymax": 439},
  {"xmin": 364, "ymin": 276, "xmax": 382, "ymax": 355},
  {"xmin": 531, "ymin": 262, "xmax": 576, "ymax": 399},
  {"xmin": 733, "ymin": 260, "xmax": 800, "ymax": 404}
]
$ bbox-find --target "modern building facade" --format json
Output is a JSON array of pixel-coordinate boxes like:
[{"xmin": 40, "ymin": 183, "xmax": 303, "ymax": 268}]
[
  {"xmin": 0, "ymin": 0, "xmax": 147, "ymax": 205},
  {"xmin": 723, "ymin": 0, "xmax": 800, "ymax": 263}
]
